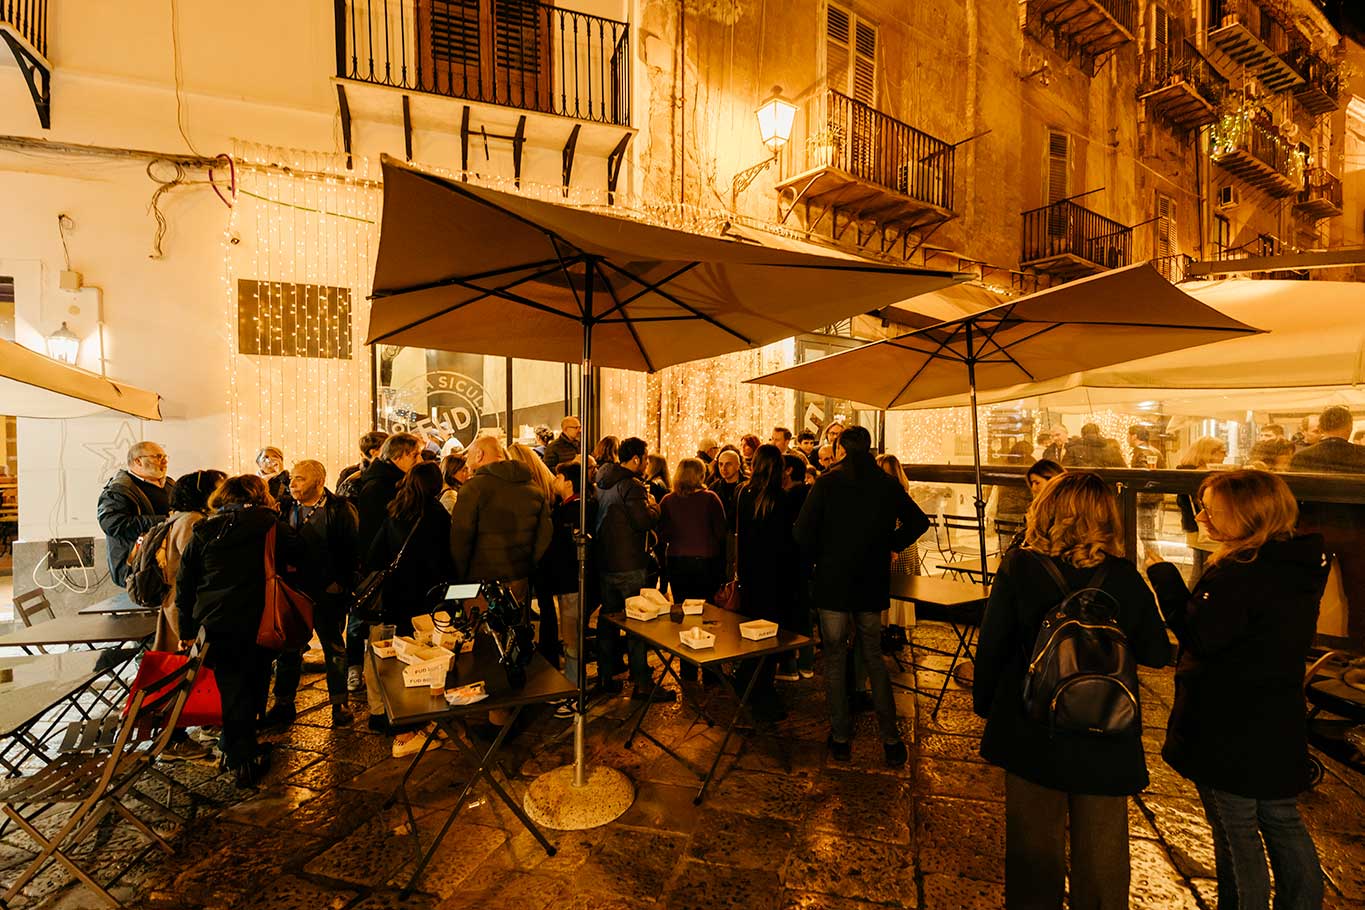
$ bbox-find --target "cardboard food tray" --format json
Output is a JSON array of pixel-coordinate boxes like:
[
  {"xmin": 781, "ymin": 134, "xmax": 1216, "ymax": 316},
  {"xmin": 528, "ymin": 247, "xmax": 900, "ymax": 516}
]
[
  {"xmin": 679, "ymin": 627, "xmax": 716, "ymax": 650},
  {"xmin": 739, "ymin": 619, "xmax": 779, "ymax": 641},
  {"xmin": 401, "ymin": 645, "xmax": 455, "ymax": 688}
]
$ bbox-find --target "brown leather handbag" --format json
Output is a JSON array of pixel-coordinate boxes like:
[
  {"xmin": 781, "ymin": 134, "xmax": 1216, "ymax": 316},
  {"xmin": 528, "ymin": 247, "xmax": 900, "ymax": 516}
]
[{"xmin": 257, "ymin": 524, "xmax": 315, "ymax": 650}]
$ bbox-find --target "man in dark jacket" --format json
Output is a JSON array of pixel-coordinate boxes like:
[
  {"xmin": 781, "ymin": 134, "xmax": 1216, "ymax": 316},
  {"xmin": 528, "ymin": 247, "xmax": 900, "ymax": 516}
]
[
  {"xmin": 449, "ymin": 436, "xmax": 552, "ymax": 590},
  {"xmin": 1063, "ymin": 424, "xmax": 1126, "ymax": 468},
  {"xmin": 1290, "ymin": 406, "xmax": 1365, "ymax": 474},
  {"xmin": 594, "ymin": 436, "xmax": 670, "ymax": 701},
  {"xmin": 542, "ymin": 416, "xmax": 582, "ymax": 472},
  {"xmin": 794, "ymin": 426, "xmax": 928, "ymax": 766},
  {"xmin": 266, "ymin": 460, "xmax": 360, "ymax": 728},
  {"xmin": 337, "ymin": 430, "xmax": 389, "ymax": 497},
  {"xmin": 345, "ymin": 432, "xmax": 421, "ymax": 685},
  {"xmin": 97, "ymin": 441, "xmax": 176, "ymax": 587}
]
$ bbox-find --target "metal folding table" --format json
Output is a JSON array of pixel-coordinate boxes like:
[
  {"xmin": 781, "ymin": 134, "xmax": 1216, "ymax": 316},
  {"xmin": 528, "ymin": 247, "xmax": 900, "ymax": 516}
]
[
  {"xmin": 889, "ymin": 575, "xmax": 990, "ymax": 716},
  {"xmin": 606, "ymin": 604, "xmax": 811, "ymax": 805},
  {"xmin": 77, "ymin": 592, "xmax": 157, "ymax": 616},
  {"xmin": 0, "ymin": 614, "xmax": 157, "ymax": 655},
  {"xmin": 369, "ymin": 637, "xmax": 576, "ymax": 897}
]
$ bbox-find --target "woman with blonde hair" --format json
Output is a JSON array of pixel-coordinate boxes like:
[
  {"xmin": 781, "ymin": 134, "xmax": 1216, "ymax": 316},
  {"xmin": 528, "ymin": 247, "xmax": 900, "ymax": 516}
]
[
  {"xmin": 1176, "ymin": 436, "xmax": 1228, "ymax": 577},
  {"xmin": 876, "ymin": 453, "xmax": 920, "ymax": 625},
  {"xmin": 508, "ymin": 442, "xmax": 561, "ymax": 666},
  {"xmin": 1146, "ymin": 470, "xmax": 1328, "ymax": 910},
  {"xmin": 974, "ymin": 471, "xmax": 1170, "ymax": 910}
]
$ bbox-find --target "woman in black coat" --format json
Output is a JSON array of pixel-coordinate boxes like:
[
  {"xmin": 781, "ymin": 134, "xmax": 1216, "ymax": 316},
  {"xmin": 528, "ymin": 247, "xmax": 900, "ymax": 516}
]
[
  {"xmin": 1145, "ymin": 469, "xmax": 1328, "ymax": 910},
  {"xmin": 176, "ymin": 474, "xmax": 306, "ymax": 787},
  {"xmin": 974, "ymin": 471, "xmax": 1170, "ymax": 910},
  {"xmin": 734, "ymin": 445, "xmax": 796, "ymax": 722}
]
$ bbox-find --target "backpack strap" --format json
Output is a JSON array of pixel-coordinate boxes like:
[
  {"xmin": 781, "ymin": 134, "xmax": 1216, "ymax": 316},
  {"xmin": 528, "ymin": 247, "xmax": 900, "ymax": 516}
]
[{"xmin": 1027, "ymin": 549, "xmax": 1071, "ymax": 597}]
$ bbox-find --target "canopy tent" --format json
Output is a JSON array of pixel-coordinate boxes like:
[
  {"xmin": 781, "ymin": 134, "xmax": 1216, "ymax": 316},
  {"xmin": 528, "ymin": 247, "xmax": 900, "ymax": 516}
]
[
  {"xmin": 748, "ymin": 263, "xmax": 1262, "ymax": 582},
  {"xmin": 0, "ymin": 338, "xmax": 162, "ymax": 420},
  {"xmin": 365, "ymin": 154, "xmax": 963, "ymax": 828},
  {"xmin": 895, "ymin": 279, "xmax": 1365, "ymax": 413}
]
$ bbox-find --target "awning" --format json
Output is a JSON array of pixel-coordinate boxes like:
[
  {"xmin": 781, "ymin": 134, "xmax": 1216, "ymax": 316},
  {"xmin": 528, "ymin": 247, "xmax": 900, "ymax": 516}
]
[{"xmin": 0, "ymin": 338, "xmax": 162, "ymax": 420}]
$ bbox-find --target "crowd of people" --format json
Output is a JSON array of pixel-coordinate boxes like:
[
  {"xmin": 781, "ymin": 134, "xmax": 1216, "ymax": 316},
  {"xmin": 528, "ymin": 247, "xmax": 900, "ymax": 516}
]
[{"xmin": 91, "ymin": 405, "xmax": 1352, "ymax": 908}]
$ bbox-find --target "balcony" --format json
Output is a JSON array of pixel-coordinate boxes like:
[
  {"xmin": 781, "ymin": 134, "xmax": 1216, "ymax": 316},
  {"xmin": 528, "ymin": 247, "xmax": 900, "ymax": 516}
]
[
  {"xmin": 1022, "ymin": 0, "xmax": 1136, "ymax": 74},
  {"xmin": 335, "ymin": 0, "xmax": 630, "ymax": 126},
  {"xmin": 775, "ymin": 88, "xmax": 956, "ymax": 239},
  {"xmin": 1210, "ymin": 112, "xmax": 1304, "ymax": 198},
  {"xmin": 1206, "ymin": 0, "xmax": 1302, "ymax": 93},
  {"xmin": 1, "ymin": 0, "xmax": 50, "ymax": 128},
  {"xmin": 1294, "ymin": 167, "xmax": 1343, "ymax": 220},
  {"xmin": 1286, "ymin": 45, "xmax": 1341, "ymax": 115},
  {"xmin": 1022, "ymin": 199, "xmax": 1132, "ymax": 279},
  {"xmin": 1139, "ymin": 40, "xmax": 1227, "ymax": 130}
]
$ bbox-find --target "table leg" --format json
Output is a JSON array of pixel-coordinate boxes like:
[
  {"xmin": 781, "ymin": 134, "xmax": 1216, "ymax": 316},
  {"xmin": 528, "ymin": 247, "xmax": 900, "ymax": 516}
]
[
  {"xmin": 623, "ymin": 651, "xmax": 672, "ymax": 749},
  {"xmin": 694, "ymin": 656, "xmax": 763, "ymax": 806}
]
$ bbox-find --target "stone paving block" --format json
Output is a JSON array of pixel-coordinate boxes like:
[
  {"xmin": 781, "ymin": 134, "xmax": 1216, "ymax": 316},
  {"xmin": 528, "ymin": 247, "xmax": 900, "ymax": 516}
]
[
  {"xmin": 912, "ymin": 757, "xmax": 1004, "ymax": 801},
  {"xmin": 1139, "ymin": 794, "xmax": 1216, "ymax": 879},
  {"xmin": 783, "ymin": 831, "xmax": 916, "ymax": 907},
  {"xmin": 707, "ymin": 770, "xmax": 815, "ymax": 822},
  {"xmin": 170, "ymin": 825, "xmax": 327, "ymax": 907},
  {"xmin": 1128, "ymin": 797, "xmax": 1159, "ymax": 840},
  {"xmin": 686, "ymin": 808, "xmax": 796, "ymax": 869},
  {"xmin": 591, "ymin": 737, "xmax": 666, "ymax": 780},
  {"xmin": 433, "ymin": 868, "xmax": 558, "ymax": 910},
  {"xmin": 778, "ymin": 891, "xmax": 895, "ymax": 910},
  {"xmin": 662, "ymin": 859, "xmax": 782, "ymax": 910},
  {"xmin": 640, "ymin": 737, "xmax": 739, "ymax": 790},
  {"xmin": 1143, "ymin": 759, "xmax": 1200, "ymax": 799},
  {"xmin": 349, "ymin": 888, "xmax": 443, "ymax": 910},
  {"xmin": 915, "ymin": 708, "xmax": 985, "ymax": 737},
  {"xmin": 1299, "ymin": 776, "xmax": 1365, "ymax": 836},
  {"xmin": 244, "ymin": 874, "xmax": 355, "ymax": 910},
  {"xmin": 1129, "ymin": 838, "xmax": 1199, "ymax": 909},
  {"xmin": 733, "ymin": 735, "xmax": 825, "ymax": 777},
  {"xmin": 808, "ymin": 770, "xmax": 913, "ymax": 845},
  {"xmin": 570, "ymin": 826, "xmax": 687, "ymax": 899},
  {"xmin": 304, "ymin": 810, "xmax": 437, "ymax": 886},
  {"xmin": 491, "ymin": 824, "xmax": 607, "ymax": 876},
  {"xmin": 915, "ymin": 731, "xmax": 987, "ymax": 764},
  {"xmin": 279, "ymin": 725, "xmax": 395, "ymax": 765},
  {"xmin": 1316, "ymin": 829, "xmax": 1365, "ymax": 902},
  {"xmin": 285, "ymin": 758, "xmax": 366, "ymax": 790},
  {"xmin": 615, "ymin": 780, "xmax": 706, "ymax": 832},
  {"xmin": 219, "ymin": 784, "xmax": 321, "ymax": 826},
  {"xmin": 921, "ymin": 872, "xmax": 1004, "ymax": 910},
  {"xmin": 915, "ymin": 796, "xmax": 1003, "ymax": 882},
  {"xmin": 276, "ymin": 787, "xmax": 388, "ymax": 841},
  {"xmin": 1190, "ymin": 877, "xmax": 1217, "ymax": 909},
  {"xmin": 387, "ymin": 820, "xmax": 509, "ymax": 899}
]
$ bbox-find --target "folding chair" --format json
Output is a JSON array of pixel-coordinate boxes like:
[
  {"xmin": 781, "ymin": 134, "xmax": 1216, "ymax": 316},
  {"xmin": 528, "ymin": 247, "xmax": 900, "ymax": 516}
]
[
  {"xmin": 937, "ymin": 513, "xmax": 991, "ymax": 579},
  {"xmin": 12, "ymin": 590, "xmax": 57, "ymax": 654},
  {"xmin": 993, "ymin": 518, "xmax": 1025, "ymax": 556},
  {"xmin": 0, "ymin": 636, "xmax": 210, "ymax": 908}
]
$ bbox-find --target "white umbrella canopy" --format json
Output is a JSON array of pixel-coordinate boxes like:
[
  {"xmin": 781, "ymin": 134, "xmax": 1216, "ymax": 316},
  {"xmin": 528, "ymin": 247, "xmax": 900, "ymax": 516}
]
[
  {"xmin": 746, "ymin": 264, "xmax": 1262, "ymax": 410},
  {"xmin": 0, "ymin": 338, "xmax": 162, "ymax": 420},
  {"xmin": 897, "ymin": 278, "xmax": 1364, "ymax": 411},
  {"xmin": 366, "ymin": 156, "xmax": 964, "ymax": 370}
]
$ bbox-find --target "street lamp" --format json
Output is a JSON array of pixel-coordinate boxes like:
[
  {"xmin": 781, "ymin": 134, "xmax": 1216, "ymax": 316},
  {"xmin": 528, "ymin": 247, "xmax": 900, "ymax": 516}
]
[
  {"xmin": 45, "ymin": 322, "xmax": 80, "ymax": 364},
  {"xmin": 731, "ymin": 86, "xmax": 798, "ymax": 209}
]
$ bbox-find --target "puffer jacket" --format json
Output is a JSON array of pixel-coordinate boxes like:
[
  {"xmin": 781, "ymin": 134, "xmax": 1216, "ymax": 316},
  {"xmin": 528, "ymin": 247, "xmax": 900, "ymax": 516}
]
[
  {"xmin": 449, "ymin": 459, "xmax": 551, "ymax": 583},
  {"xmin": 593, "ymin": 463, "xmax": 659, "ymax": 574}
]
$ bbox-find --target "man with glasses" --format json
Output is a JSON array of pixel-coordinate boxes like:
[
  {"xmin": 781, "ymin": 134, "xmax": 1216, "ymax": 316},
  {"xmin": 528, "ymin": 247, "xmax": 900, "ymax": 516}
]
[
  {"xmin": 97, "ymin": 441, "xmax": 177, "ymax": 587},
  {"xmin": 542, "ymin": 416, "xmax": 582, "ymax": 471}
]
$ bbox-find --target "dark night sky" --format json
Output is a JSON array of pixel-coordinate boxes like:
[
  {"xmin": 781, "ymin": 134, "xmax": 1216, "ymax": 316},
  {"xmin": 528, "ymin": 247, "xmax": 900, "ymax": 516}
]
[{"xmin": 1320, "ymin": 0, "xmax": 1365, "ymax": 42}]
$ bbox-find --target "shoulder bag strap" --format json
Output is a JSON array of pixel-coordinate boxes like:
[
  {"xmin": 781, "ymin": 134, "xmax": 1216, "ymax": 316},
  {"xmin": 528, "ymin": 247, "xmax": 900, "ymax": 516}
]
[
  {"xmin": 1027, "ymin": 549, "xmax": 1070, "ymax": 597},
  {"xmin": 263, "ymin": 523, "xmax": 278, "ymax": 580},
  {"xmin": 1085, "ymin": 561, "xmax": 1111, "ymax": 593},
  {"xmin": 390, "ymin": 516, "xmax": 421, "ymax": 569}
]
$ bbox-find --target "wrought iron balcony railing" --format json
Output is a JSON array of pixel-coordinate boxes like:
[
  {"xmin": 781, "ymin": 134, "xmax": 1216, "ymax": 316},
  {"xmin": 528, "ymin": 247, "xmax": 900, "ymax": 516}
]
[
  {"xmin": 1139, "ymin": 39, "xmax": 1227, "ymax": 128},
  {"xmin": 1295, "ymin": 166, "xmax": 1343, "ymax": 219},
  {"xmin": 1210, "ymin": 112, "xmax": 1304, "ymax": 197},
  {"xmin": 334, "ymin": 0, "xmax": 630, "ymax": 126},
  {"xmin": 1, "ymin": 0, "xmax": 45, "ymax": 56},
  {"xmin": 1022, "ymin": 199, "xmax": 1132, "ymax": 274},
  {"xmin": 1, "ymin": 0, "xmax": 50, "ymax": 128},
  {"xmin": 1286, "ymin": 44, "xmax": 1341, "ymax": 115},
  {"xmin": 784, "ymin": 88, "xmax": 955, "ymax": 213}
]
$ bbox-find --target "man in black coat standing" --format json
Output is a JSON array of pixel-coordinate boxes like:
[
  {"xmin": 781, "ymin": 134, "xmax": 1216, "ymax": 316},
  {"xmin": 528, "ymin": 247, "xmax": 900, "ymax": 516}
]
[
  {"xmin": 542, "ymin": 416, "xmax": 582, "ymax": 472},
  {"xmin": 97, "ymin": 441, "xmax": 176, "ymax": 587},
  {"xmin": 794, "ymin": 426, "xmax": 929, "ymax": 766},
  {"xmin": 344, "ymin": 432, "xmax": 422, "ymax": 688}
]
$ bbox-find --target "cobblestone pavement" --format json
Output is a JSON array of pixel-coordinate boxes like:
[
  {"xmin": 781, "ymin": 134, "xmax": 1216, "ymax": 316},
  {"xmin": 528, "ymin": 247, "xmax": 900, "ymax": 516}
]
[{"xmin": 6, "ymin": 622, "xmax": 1364, "ymax": 909}]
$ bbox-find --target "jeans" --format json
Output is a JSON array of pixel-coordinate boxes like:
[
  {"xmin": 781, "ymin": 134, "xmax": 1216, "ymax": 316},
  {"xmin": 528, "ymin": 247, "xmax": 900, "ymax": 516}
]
[
  {"xmin": 1004, "ymin": 772, "xmax": 1129, "ymax": 910},
  {"xmin": 1196, "ymin": 784, "xmax": 1324, "ymax": 910},
  {"xmin": 819, "ymin": 609, "xmax": 899, "ymax": 742},
  {"xmin": 345, "ymin": 613, "xmax": 369, "ymax": 668},
  {"xmin": 597, "ymin": 569, "xmax": 652, "ymax": 688},
  {"xmin": 273, "ymin": 592, "xmax": 349, "ymax": 707}
]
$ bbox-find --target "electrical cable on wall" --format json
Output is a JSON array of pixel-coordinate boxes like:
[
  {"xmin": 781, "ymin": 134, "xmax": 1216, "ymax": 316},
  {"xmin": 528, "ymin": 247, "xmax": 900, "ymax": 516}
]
[{"xmin": 169, "ymin": 0, "xmax": 203, "ymax": 158}]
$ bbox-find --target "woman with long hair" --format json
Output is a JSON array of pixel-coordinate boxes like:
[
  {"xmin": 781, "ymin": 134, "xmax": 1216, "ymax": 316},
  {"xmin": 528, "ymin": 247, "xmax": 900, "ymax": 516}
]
[
  {"xmin": 658, "ymin": 458, "xmax": 726, "ymax": 682},
  {"xmin": 876, "ymin": 453, "xmax": 920, "ymax": 637},
  {"xmin": 739, "ymin": 434, "xmax": 761, "ymax": 474},
  {"xmin": 438, "ymin": 452, "xmax": 466, "ymax": 513},
  {"xmin": 592, "ymin": 435, "xmax": 620, "ymax": 466},
  {"xmin": 155, "ymin": 469, "xmax": 227, "ymax": 652},
  {"xmin": 734, "ymin": 444, "xmax": 796, "ymax": 720},
  {"xmin": 509, "ymin": 442, "xmax": 561, "ymax": 665},
  {"xmin": 1146, "ymin": 471, "xmax": 1328, "ymax": 910},
  {"xmin": 175, "ymin": 474, "xmax": 305, "ymax": 786},
  {"xmin": 366, "ymin": 461, "xmax": 454, "ymax": 756},
  {"xmin": 974, "ymin": 472, "xmax": 1170, "ymax": 909},
  {"xmin": 1177, "ymin": 436, "xmax": 1229, "ymax": 578}
]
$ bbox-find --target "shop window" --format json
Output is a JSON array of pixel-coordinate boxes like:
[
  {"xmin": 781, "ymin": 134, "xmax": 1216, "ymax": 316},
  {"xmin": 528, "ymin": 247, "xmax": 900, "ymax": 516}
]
[{"xmin": 236, "ymin": 279, "xmax": 353, "ymax": 359}]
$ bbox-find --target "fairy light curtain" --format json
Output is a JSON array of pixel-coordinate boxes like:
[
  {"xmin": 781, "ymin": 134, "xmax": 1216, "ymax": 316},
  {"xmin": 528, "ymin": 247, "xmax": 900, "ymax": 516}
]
[{"xmin": 223, "ymin": 144, "xmax": 380, "ymax": 479}]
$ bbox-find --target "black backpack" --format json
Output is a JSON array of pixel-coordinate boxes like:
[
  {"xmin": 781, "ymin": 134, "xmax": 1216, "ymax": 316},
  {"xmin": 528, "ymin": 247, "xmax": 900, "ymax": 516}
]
[
  {"xmin": 1020, "ymin": 552, "xmax": 1140, "ymax": 736},
  {"xmin": 126, "ymin": 519, "xmax": 175, "ymax": 608}
]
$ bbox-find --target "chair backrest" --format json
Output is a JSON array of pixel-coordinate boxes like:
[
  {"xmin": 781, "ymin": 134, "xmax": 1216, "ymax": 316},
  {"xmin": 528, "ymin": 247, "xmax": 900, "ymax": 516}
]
[
  {"xmin": 13, "ymin": 589, "xmax": 55, "ymax": 628},
  {"xmin": 994, "ymin": 518, "xmax": 1025, "ymax": 536},
  {"xmin": 941, "ymin": 513, "xmax": 983, "ymax": 533},
  {"xmin": 136, "ymin": 629, "xmax": 211, "ymax": 755}
]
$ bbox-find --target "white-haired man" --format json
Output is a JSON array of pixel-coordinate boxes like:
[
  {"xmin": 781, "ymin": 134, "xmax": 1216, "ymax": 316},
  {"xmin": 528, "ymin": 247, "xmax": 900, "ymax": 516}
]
[{"xmin": 97, "ymin": 441, "xmax": 176, "ymax": 587}]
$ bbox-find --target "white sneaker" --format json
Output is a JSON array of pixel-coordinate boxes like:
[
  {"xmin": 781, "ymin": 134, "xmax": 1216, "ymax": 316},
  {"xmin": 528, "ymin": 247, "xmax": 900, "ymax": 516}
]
[
  {"xmin": 774, "ymin": 671, "xmax": 799, "ymax": 682},
  {"xmin": 799, "ymin": 669, "xmax": 815, "ymax": 679},
  {"xmin": 347, "ymin": 667, "xmax": 363, "ymax": 692},
  {"xmin": 392, "ymin": 729, "xmax": 437, "ymax": 758}
]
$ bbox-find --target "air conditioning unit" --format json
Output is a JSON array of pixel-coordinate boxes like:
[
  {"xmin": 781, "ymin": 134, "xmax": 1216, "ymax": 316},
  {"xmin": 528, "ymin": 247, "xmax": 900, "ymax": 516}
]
[{"xmin": 1217, "ymin": 185, "xmax": 1241, "ymax": 210}]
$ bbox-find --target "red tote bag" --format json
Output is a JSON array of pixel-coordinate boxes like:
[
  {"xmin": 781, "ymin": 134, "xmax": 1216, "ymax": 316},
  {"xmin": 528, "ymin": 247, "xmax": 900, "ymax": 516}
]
[
  {"xmin": 257, "ymin": 524, "xmax": 315, "ymax": 650},
  {"xmin": 125, "ymin": 651, "xmax": 223, "ymax": 727}
]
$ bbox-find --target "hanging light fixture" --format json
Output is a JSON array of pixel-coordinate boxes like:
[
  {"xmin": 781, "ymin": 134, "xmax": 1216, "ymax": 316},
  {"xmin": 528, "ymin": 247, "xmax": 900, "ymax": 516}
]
[
  {"xmin": 755, "ymin": 86, "xmax": 797, "ymax": 152},
  {"xmin": 45, "ymin": 322, "xmax": 80, "ymax": 364}
]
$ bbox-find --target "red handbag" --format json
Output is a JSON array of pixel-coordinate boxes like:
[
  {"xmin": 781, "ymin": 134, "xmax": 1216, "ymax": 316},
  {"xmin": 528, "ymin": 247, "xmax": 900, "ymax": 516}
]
[
  {"xmin": 258, "ymin": 524, "xmax": 315, "ymax": 650},
  {"xmin": 126, "ymin": 651, "xmax": 222, "ymax": 727},
  {"xmin": 714, "ymin": 578, "xmax": 742, "ymax": 613}
]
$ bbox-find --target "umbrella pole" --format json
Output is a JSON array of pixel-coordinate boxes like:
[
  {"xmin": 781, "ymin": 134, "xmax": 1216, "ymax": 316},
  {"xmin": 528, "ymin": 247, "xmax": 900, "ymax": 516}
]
[
  {"xmin": 524, "ymin": 256, "xmax": 634, "ymax": 830},
  {"xmin": 964, "ymin": 325, "xmax": 990, "ymax": 587}
]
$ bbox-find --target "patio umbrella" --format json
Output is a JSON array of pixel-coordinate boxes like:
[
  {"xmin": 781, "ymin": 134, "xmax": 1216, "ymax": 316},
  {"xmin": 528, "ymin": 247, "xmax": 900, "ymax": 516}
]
[
  {"xmin": 0, "ymin": 338, "xmax": 161, "ymax": 420},
  {"xmin": 747, "ymin": 263, "xmax": 1262, "ymax": 579},
  {"xmin": 365, "ymin": 155, "xmax": 962, "ymax": 827}
]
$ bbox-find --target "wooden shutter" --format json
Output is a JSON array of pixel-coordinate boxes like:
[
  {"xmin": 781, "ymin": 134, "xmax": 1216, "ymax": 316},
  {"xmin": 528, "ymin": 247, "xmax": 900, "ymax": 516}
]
[
  {"xmin": 1152, "ymin": 6, "xmax": 1170, "ymax": 82},
  {"xmin": 1047, "ymin": 130, "xmax": 1070, "ymax": 204},
  {"xmin": 1155, "ymin": 193, "xmax": 1177, "ymax": 259},
  {"xmin": 826, "ymin": 3, "xmax": 876, "ymax": 105}
]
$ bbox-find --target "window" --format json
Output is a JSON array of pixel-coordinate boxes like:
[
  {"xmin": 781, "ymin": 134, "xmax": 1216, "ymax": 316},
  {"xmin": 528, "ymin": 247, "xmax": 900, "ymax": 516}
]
[
  {"xmin": 1214, "ymin": 214, "xmax": 1231, "ymax": 257},
  {"xmin": 826, "ymin": 3, "xmax": 877, "ymax": 105},
  {"xmin": 1155, "ymin": 192, "xmax": 1178, "ymax": 259},
  {"xmin": 1046, "ymin": 129, "xmax": 1071, "ymax": 204},
  {"xmin": 0, "ymin": 275, "xmax": 14, "ymax": 342},
  {"xmin": 236, "ymin": 279, "xmax": 353, "ymax": 359}
]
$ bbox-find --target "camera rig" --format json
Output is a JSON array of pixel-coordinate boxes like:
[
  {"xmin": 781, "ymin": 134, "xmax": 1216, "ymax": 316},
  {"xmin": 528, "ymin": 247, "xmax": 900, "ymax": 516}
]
[{"xmin": 433, "ymin": 580, "xmax": 536, "ymax": 689}]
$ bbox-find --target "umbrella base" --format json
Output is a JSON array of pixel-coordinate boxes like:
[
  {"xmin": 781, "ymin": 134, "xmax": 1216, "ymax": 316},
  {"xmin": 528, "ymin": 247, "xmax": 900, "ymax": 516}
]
[{"xmin": 523, "ymin": 764, "xmax": 634, "ymax": 831}]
